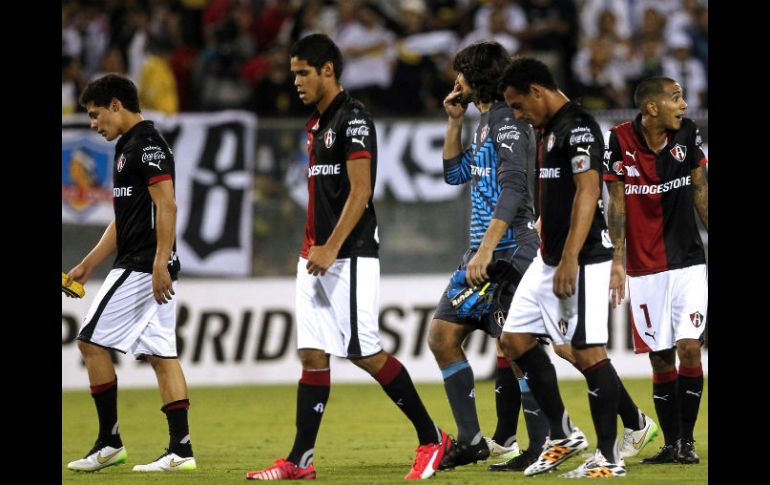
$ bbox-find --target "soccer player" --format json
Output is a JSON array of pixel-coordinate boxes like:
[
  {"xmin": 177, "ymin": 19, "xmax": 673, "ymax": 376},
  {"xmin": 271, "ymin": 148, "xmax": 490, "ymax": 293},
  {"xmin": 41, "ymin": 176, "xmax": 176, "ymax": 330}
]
[
  {"xmin": 66, "ymin": 74, "xmax": 196, "ymax": 473},
  {"xmin": 497, "ymin": 57, "xmax": 651, "ymax": 478},
  {"xmin": 245, "ymin": 33, "xmax": 448, "ymax": 481},
  {"xmin": 427, "ymin": 41, "xmax": 549, "ymax": 471},
  {"xmin": 604, "ymin": 77, "xmax": 708, "ymax": 464}
]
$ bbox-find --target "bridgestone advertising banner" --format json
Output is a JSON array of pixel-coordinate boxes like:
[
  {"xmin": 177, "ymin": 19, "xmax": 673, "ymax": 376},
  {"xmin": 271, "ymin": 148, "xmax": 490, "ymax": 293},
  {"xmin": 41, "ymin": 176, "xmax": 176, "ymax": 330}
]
[{"xmin": 62, "ymin": 276, "xmax": 708, "ymax": 390}]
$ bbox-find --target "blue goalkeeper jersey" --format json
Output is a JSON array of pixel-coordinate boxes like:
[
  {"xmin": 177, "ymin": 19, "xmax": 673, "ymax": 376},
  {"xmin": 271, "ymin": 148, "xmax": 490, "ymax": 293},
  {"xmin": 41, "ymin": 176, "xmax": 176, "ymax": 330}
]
[{"xmin": 443, "ymin": 101, "xmax": 537, "ymax": 251}]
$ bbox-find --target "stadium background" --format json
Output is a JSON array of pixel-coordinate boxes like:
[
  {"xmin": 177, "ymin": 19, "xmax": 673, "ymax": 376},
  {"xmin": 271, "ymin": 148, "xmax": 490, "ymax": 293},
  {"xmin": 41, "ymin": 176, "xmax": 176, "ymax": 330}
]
[{"xmin": 62, "ymin": 0, "xmax": 708, "ymax": 388}]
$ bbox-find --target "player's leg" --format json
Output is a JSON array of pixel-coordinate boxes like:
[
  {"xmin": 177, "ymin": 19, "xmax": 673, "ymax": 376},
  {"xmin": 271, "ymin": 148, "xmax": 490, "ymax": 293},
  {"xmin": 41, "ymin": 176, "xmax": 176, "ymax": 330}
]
[
  {"xmin": 558, "ymin": 260, "xmax": 625, "ymax": 478},
  {"xmin": 353, "ymin": 351, "xmax": 449, "ymax": 479},
  {"xmin": 640, "ymin": 348, "xmax": 680, "ymax": 464},
  {"xmin": 499, "ymin": 256, "xmax": 587, "ymax": 476},
  {"xmin": 67, "ymin": 269, "xmax": 139, "ymax": 472},
  {"xmin": 487, "ymin": 343, "xmax": 522, "ymax": 461},
  {"xmin": 672, "ymin": 264, "xmax": 707, "ymax": 464},
  {"xmin": 131, "ymin": 356, "xmax": 197, "ymax": 472},
  {"xmin": 426, "ymin": 318, "xmax": 488, "ymax": 469},
  {"xmin": 488, "ymin": 355, "xmax": 551, "ymax": 472},
  {"xmin": 129, "ymin": 281, "xmax": 197, "ymax": 472},
  {"xmin": 246, "ymin": 258, "xmax": 331, "ymax": 480}
]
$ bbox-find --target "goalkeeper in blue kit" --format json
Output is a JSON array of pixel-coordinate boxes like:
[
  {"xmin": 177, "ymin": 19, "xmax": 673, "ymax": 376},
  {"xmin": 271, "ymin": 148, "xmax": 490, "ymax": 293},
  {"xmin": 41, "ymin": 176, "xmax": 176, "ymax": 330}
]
[{"xmin": 426, "ymin": 41, "xmax": 549, "ymax": 472}]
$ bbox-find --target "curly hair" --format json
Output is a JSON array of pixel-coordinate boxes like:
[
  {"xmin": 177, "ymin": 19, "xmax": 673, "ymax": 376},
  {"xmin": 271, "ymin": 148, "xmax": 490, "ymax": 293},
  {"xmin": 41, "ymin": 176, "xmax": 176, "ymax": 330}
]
[{"xmin": 452, "ymin": 42, "xmax": 510, "ymax": 104}]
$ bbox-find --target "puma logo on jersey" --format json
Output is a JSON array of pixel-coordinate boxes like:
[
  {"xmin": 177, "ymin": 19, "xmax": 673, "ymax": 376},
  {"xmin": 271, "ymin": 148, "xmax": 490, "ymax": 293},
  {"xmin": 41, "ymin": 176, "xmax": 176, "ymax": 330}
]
[
  {"xmin": 351, "ymin": 137, "xmax": 366, "ymax": 147},
  {"xmin": 501, "ymin": 142, "xmax": 514, "ymax": 152},
  {"xmin": 147, "ymin": 160, "xmax": 162, "ymax": 170},
  {"xmin": 576, "ymin": 146, "xmax": 591, "ymax": 155},
  {"xmin": 625, "ymin": 150, "xmax": 637, "ymax": 162}
]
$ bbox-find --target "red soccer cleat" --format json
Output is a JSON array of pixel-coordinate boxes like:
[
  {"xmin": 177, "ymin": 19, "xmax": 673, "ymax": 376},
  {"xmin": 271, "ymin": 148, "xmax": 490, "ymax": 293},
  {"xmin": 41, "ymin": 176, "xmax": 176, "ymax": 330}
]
[
  {"xmin": 246, "ymin": 458, "xmax": 316, "ymax": 480},
  {"xmin": 405, "ymin": 429, "xmax": 450, "ymax": 480}
]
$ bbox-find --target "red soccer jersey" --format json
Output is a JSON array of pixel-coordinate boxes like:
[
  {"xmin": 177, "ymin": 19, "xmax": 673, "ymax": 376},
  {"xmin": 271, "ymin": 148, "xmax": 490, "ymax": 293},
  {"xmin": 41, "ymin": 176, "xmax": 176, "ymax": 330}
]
[{"xmin": 603, "ymin": 115, "xmax": 707, "ymax": 276}]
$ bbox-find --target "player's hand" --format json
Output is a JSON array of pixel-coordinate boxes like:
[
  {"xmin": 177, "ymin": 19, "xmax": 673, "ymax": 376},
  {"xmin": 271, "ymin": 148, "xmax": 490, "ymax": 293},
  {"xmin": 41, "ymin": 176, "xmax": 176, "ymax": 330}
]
[
  {"xmin": 609, "ymin": 259, "xmax": 626, "ymax": 308},
  {"xmin": 553, "ymin": 257, "xmax": 578, "ymax": 299},
  {"xmin": 152, "ymin": 265, "xmax": 175, "ymax": 304},
  {"xmin": 443, "ymin": 78, "xmax": 467, "ymax": 119},
  {"xmin": 465, "ymin": 249, "xmax": 493, "ymax": 287},
  {"xmin": 306, "ymin": 244, "xmax": 338, "ymax": 276},
  {"xmin": 66, "ymin": 263, "xmax": 93, "ymax": 287}
]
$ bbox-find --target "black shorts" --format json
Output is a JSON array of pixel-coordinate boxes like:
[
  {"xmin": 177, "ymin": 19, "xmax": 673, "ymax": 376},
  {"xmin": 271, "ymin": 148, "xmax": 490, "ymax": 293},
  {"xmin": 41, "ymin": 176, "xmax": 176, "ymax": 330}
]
[{"xmin": 434, "ymin": 231, "xmax": 539, "ymax": 337}]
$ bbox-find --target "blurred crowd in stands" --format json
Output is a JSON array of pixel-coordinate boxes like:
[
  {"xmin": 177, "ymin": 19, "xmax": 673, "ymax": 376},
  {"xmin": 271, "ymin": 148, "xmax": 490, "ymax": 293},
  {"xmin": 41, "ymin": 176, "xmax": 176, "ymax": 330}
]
[{"xmin": 63, "ymin": 0, "xmax": 708, "ymax": 117}]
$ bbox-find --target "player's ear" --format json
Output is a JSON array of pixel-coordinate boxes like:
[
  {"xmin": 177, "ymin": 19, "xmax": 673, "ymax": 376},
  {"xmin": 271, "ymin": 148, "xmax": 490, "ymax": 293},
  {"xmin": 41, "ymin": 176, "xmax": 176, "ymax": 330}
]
[
  {"xmin": 530, "ymin": 83, "xmax": 543, "ymax": 99},
  {"xmin": 323, "ymin": 61, "xmax": 334, "ymax": 78},
  {"xmin": 645, "ymin": 100, "xmax": 659, "ymax": 117},
  {"xmin": 110, "ymin": 98, "xmax": 121, "ymax": 112}
]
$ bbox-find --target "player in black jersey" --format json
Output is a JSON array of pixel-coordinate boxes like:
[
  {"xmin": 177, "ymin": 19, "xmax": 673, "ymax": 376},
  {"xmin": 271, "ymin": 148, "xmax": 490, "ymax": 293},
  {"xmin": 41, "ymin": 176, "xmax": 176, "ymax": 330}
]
[
  {"xmin": 496, "ymin": 58, "xmax": 651, "ymax": 478},
  {"xmin": 66, "ymin": 75, "xmax": 195, "ymax": 473},
  {"xmin": 425, "ymin": 41, "xmax": 549, "ymax": 472},
  {"xmin": 246, "ymin": 33, "xmax": 449, "ymax": 481}
]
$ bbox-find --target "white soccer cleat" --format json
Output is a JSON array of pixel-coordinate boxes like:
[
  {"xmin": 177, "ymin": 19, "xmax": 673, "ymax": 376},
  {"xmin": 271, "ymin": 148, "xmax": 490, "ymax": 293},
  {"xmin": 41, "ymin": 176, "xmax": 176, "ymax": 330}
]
[
  {"xmin": 132, "ymin": 450, "xmax": 197, "ymax": 472},
  {"xmin": 559, "ymin": 449, "xmax": 626, "ymax": 478},
  {"xmin": 619, "ymin": 414, "xmax": 659, "ymax": 458},
  {"xmin": 523, "ymin": 427, "xmax": 589, "ymax": 476},
  {"xmin": 485, "ymin": 437, "xmax": 521, "ymax": 461},
  {"xmin": 67, "ymin": 443, "xmax": 127, "ymax": 472}
]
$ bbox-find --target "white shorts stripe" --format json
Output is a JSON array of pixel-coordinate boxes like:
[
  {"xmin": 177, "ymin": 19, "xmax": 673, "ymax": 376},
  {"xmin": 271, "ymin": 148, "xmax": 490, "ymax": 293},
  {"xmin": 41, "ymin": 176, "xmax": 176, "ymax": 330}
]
[{"xmin": 296, "ymin": 257, "xmax": 382, "ymax": 358}]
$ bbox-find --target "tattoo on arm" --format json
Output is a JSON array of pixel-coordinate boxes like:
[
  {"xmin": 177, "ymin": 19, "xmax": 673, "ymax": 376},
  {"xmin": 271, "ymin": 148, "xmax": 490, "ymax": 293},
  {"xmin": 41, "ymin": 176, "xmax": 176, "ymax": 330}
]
[
  {"xmin": 692, "ymin": 167, "xmax": 708, "ymax": 231},
  {"xmin": 607, "ymin": 181, "xmax": 626, "ymax": 261}
]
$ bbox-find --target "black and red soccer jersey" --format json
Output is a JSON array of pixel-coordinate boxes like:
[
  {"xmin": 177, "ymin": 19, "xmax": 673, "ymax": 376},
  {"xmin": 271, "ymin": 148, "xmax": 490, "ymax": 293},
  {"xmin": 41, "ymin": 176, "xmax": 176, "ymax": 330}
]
[
  {"xmin": 603, "ymin": 115, "xmax": 707, "ymax": 276},
  {"xmin": 302, "ymin": 91, "xmax": 379, "ymax": 259},
  {"xmin": 539, "ymin": 102, "xmax": 612, "ymax": 267},
  {"xmin": 112, "ymin": 120, "xmax": 180, "ymax": 278}
]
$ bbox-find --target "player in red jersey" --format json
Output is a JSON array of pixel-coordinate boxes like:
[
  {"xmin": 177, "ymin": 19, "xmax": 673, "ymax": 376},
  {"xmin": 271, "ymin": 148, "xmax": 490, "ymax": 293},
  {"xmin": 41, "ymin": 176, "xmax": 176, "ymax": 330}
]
[{"xmin": 604, "ymin": 77, "xmax": 708, "ymax": 464}]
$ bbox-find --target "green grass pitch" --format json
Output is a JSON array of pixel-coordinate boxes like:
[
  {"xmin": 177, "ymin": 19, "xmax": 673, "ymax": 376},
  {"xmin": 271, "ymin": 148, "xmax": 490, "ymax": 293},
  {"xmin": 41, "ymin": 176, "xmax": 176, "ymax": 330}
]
[{"xmin": 63, "ymin": 377, "xmax": 707, "ymax": 483}]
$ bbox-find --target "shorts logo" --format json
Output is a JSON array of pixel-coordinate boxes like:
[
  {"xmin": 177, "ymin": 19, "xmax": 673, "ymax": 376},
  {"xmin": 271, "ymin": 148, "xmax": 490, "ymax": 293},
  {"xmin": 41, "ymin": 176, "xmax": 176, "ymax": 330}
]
[
  {"xmin": 324, "ymin": 129, "xmax": 336, "ymax": 149},
  {"xmin": 494, "ymin": 309, "xmax": 505, "ymax": 328},
  {"xmin": 689, "ymin": 311, "xmax": 704, "ymax": 328},
  {"xmin": 670, "ymin": 144, "xmax": 687, "ymax": 162},
  {"xmin": 558, "ymin": 318, "xmax": 568, "ymax": 336}
]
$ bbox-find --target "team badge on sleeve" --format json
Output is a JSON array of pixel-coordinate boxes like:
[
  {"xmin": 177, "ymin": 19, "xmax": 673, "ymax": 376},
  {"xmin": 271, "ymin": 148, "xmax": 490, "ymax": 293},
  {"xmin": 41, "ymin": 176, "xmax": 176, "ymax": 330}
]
[
  {"xmin": 546, "ymin": 132, "xmax": 555, "ymax": 152},
  {"xmin": 670, "ymin": 144, "xmax": 687, "ymax": 162}
]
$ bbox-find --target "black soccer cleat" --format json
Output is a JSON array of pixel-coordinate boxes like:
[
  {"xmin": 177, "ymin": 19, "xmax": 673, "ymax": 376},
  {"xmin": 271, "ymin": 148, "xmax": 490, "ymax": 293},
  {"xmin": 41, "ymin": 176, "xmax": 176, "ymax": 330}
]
[
  {"xmin": 639, "ymin": 443, "xmax": 678, "ymax": 464},
  {"xmin": 488, "ymin": 447, "xmax": 538, "ymax": 472},
  {"xmin": 438, "ymin": 438, "xmax": 490, "ymax": 470},
  {"xmin": 676, "ymin": 439, "xmax": 700, "ymax": 464}
]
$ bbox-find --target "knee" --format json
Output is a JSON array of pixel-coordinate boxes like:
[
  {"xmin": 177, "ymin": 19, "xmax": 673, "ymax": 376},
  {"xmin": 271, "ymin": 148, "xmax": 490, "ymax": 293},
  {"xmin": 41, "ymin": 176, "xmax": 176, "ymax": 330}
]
[
  {"xmin": 553, "ymin": 344, "xmax": 576, "ymax": 365},
  {"xmin": 427, "ymin": 323, "xmax": 456, "ymax": 360},
  {"xmin": 500, "ymin": 333, "xmax": 529, "ymax": 360},
  {"xmin": 677, "ymin": 340, "xmax": 702, "ymax": 367},
  {"xmin": 649, "ymin": 349, "xmax": 676, "ymax": 373},
  {"xmin": 77, "ymin": 340, "xmax": 105, "ymax": 359},
  {"xmin": 298, "ymin": 350, "xmax": 328, "ymax": 370}
]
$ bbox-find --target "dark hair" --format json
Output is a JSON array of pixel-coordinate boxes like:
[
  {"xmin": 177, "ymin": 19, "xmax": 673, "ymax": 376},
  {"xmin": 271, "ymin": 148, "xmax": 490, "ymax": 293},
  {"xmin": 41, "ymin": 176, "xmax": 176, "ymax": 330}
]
[
  {"xmin": 497, "ymin": 57, "xmax": 558, "ymax": 95},
  {"xmin": 452, "ymin": 42, "xmax": 510, "ymax": 103},
  {"xmin": 79, "ymin": 74, "xmax": 141, "ymax": 113},
  {"xmin": 290, "ymin": 33, "xmax": 344, "ymax": 80},
  {"xmin": 634, "ymin": 76, "xmax": 677, "ymax": 109}
]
